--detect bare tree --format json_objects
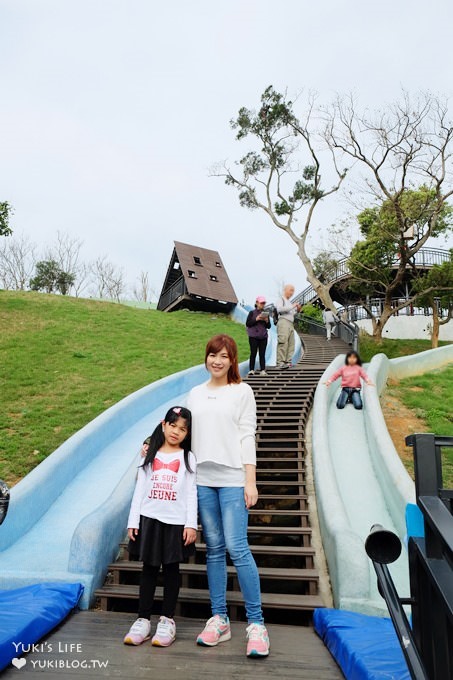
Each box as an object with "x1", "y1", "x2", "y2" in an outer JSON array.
[
  {"x1": 212, "y1": 86, "x2": 347, "y2": 311},
  {"x1": 44, "y1": 232, "x2": 88, "y2": 297},
  {"x1": 0, "y1": 233, "x2": 36, "y2": 290},
  {"x1": 133, "y1": 271, "x2": 155, "y2": 303},
  {"x1": 90, "y1": 256, "x2": 125, "y2": 302},
  {"x1": 324, "y1": 91, "x2": 453, "y2": 338}
]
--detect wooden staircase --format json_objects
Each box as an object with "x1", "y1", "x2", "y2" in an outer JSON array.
[{"x1": 95, "y1": 334, "x2": 348, "y2": 624}]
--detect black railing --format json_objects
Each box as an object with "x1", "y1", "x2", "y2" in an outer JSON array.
[
  {"x1": 338, "y1": 298, "x2": 452, "y2": 322},
  {"x1": 365, "y1": 433, "x2": 453, "y2": 680},
  {"x1": 157, "y1": 276, "x2": 187, "y2": 311},
  {"x1": 405, "y1": 434, "x2": 453, "y2": 680},
  {"x1": 293, "y1": 248, "x2": 451, "y2": 307},
  {"x1": 294, "y1": 314, "x2": 359, "y2": 351}
]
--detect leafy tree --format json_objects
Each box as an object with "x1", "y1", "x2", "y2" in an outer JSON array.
[
  {"x1": 301, "y1": 302, "x2": 323, "y2": 322},
  {"x1": 346, "y1": 187, "x2": 453, "y2": 339},
  {"x1": 312, "y1": 251, "x2": 339, "y2": 281},
  {"x1": 413, "y1": 252, "x2": 453, "y2": 347},
  {"x1": 0, "y1": 201, "x2": 13, "y2": 237},
  {"x1": 30, "y1": 260, "x2": 75, "y2": 295},
  {"x1": 213, "y1": 86, "x2": 346, "y2": 311},
  {"x1": 325, "y1": 92, "x2": 453, "y2": 339}
]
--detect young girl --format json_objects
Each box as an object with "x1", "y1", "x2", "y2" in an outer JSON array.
[
  {"x1": 324, "y1": 351, "x2": 373, "y2": 409},
  {"x1": 187, "y1": 334, "x2": 270, "y2": 658},
  {"x1": 123, "y1": 406, "x2": 197, "y2": 648}
]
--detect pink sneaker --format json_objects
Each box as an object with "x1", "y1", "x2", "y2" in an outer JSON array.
[
  {"x1": 196, "y1": 615, "x2": 231, "y2": 646},
  {"x1": 246, "y1": 623, "x2": 270, "y2": 657},
  {"x1": 152, "y1": 616, "x2": 176, "y2": 647},
  {"x1": 123, "y1": 617, "x2": 151, "y2": 645}
]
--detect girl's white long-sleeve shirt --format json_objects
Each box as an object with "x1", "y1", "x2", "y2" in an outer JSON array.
[
  {"x1": 187, "y1": 382, "x2": 257, "y2": 486},
  {"x1": 127, "y1": 450, "x2": 197, "y2": 530}
]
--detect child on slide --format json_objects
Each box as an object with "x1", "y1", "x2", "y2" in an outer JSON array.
[
  {"x1": 124, "y1": 406, "x2": 197, "y2": 647},
  {"x1": 324, "y1": 351, "x2": 373, "y2": 410}
]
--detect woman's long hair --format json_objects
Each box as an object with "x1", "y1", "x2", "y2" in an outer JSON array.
[
  {"x1": 345, "y1": 351, "x2": 362, "y2": 366},
  {"x1": 141, "y1": 406, "x2": 193, "y2": 472},
  {"x1": 205, "y1": 334, "x2": 241, "y2": 384}
]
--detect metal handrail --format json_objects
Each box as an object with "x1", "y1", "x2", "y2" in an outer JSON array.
[
  {"x1": 337, "y1": 297, "x2": 452, "y2": 322},
  {"x1": 294, "y1": 314, "x2": 359, "y2": 351},
  {"x1": 293, "y1": 247, "x2": 451, "y2": 307}
]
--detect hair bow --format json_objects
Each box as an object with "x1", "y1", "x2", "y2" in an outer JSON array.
[{"x1": 172, "y1": 407, "x2": 182, "y2": 415}]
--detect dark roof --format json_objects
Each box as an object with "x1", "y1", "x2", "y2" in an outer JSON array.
[{"x1": 174, "y1": 241, "x2": 238, "y2": 304}]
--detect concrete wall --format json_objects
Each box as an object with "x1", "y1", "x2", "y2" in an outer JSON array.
[{"x1": 357, "y1": 315, "x2": 453, "y2": 340}]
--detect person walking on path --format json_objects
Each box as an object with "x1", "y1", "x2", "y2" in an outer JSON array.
[
  {"x1": 324, "y1": 351, "x2": 374, "y2": 409},
  {"x1": 276, "y1": 284, "x2": 300, "y2": 368},
  {"x1": 187, "y1": 334, "x2": 270, "y2": 658},
  {"x1": 246, "y1": 296, "x2": 271, "y2": 376},
  {"x1": 322, "y1": 308, "x2": 339, "y2": 341}
]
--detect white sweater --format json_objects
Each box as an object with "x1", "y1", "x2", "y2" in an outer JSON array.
[
  {"x1": 127, "y1": 450, "x2": 198, "y2": 530},
  {"x1": 187, "y1": 381, "x2": 257, "y2": 473}
]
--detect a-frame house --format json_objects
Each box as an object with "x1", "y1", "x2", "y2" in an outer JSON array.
[{"x1": 157, "y1": 241, "x2": 238, "y2": 313}]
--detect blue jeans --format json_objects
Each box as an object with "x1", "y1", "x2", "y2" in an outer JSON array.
[
  {"x1": 197, "y1": 485, "x2": 264, "y2": 624},
  {"x1": 336, "y1": 387, "x2": 363, "y2": 410}
]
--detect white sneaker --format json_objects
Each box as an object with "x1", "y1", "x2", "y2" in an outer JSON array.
[
  {"x1": 248, "y1": 370, "x2": 255, "y2": 376},
  {"x1": 123, "y1": 617, "x2": 151, "y2": 645},
  {"x1": 152, "y1": 616, "x2": 176, "y2": 647},
  {"x1": 260, "y1": 370, "x2": 268, "y2": 376}
]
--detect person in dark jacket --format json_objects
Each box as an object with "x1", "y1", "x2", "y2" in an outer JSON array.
[{"x1": 246, "y1": 296, "x2": 271, "y2": 376}]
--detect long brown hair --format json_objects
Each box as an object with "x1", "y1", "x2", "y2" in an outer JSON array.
[{"x1": 205, "y1": 334, "x2": 241, "y2": 384}]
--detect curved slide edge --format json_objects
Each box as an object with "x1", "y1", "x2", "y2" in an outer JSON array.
[
  {"x1": 312, "y1": 344, "x2": 452, "y2": 615},
  {"x1": 0, "y1": 304, "x2": 295, "y2": 608}
]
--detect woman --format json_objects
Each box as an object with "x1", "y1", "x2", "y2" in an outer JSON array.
[
  {"x1": 187, "y1": 334, "x2": 270, "y2": 658},
  {"x1": 246, "y1": 295, "x2": 271, "y2": 376}
]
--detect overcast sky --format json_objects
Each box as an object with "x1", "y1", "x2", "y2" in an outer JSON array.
[{"x1": 1, "y1": 0, "x2": 453, "y2": 304}]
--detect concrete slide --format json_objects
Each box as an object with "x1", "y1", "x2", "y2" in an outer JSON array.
[
  {"x1": 0, "y1": 308, "x2": 298, "y2": 609},
  {"x1": 312, "y1": 343, "x2": 453, "y2": 616}
]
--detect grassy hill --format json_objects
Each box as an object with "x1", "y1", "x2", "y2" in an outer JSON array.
[
  {"x1": 383, "y1": 365, "x2": 453, "y2": 487},
  {"x1": 0, "y1": 291, "x2": 248, "y2": 485}
]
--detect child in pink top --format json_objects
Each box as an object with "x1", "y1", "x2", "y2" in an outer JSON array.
[{"x1": 324, "y1": 351, "x2": 373, "y2": 410}]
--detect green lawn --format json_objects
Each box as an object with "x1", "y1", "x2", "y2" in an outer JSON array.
[
  {"x1": 388, "y1": 366, "x2": 453, "y2": 488},
  {"x1": 0, "y1": 291, "x2": 248, "y2": 485},
  {"x1": 359, "y1": 335, "x2": 450, "y2": 363}
]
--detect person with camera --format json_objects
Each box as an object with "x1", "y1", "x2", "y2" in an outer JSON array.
[{"x1": 246, "y1": 296, "x2": 271, "y2": 376}]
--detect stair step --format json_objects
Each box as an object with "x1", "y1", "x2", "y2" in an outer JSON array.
[
  {"x1": 247, "y1": 525, "x2": 311, "y2": 535},
  {"x1": 94, "y1": 584, "x2": 324, "y2": 611},
  {"x1": 249, "y1": 508, "x2": 309, "y2": 516},
  {"x1": 195, "y1": 542, "x2": 315, "y2": 556},
  {"x1": 108, "y1": 561, "x2": 319, "y2": 582}
]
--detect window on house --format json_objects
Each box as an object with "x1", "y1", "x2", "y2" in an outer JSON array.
[
  {"x1": 193, "y1": 256, "x2": 202, "y2": 266},
  {"x1": 188, "y1": 270, "x2": 197, "y2": 278},
  {"x1": 210, "y1": 274, "x2": 218, "y2": 282},
  {"x1": 215, "y1": 261, "x2": 222, "y2": 267}
]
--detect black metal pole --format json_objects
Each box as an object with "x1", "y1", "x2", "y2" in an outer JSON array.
[{"x1": 372, "y1": 561, "x2": 429, "y2": 680}]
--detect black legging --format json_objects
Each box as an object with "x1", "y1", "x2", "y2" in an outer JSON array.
[
  {"x1": 138, "y1": 562, "x2": 180, "y2": 619},
  {"x1": 249, "y1": 337, "x2": 267, "y2": 371}
]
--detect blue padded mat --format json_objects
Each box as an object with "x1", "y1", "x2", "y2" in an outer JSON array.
[
  {"x1": 314, "y1": 608, "x2": 410, "y2": 680},
  {"x1": 0, "y1": 582, "x2": 83, "y2": 671}
]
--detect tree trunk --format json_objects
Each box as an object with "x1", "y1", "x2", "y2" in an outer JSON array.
[
  {"x1": 296, "y1": 240, "x2": 336, "y2": 311},
  {"x1": 372, "y1": 301, "x2": 394, "y2": 342},
  {"x1": 431, "y1": 301, "x2": 439, "y2": 349}
]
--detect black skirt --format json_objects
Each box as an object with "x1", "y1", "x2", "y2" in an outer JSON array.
[{"x1": 128, "y1": 515, "x2": 196, "y2": 566}]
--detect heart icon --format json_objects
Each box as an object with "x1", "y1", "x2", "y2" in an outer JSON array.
[{"x1": 12, "y1": 657, "x2": 26, "y2": 669}]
